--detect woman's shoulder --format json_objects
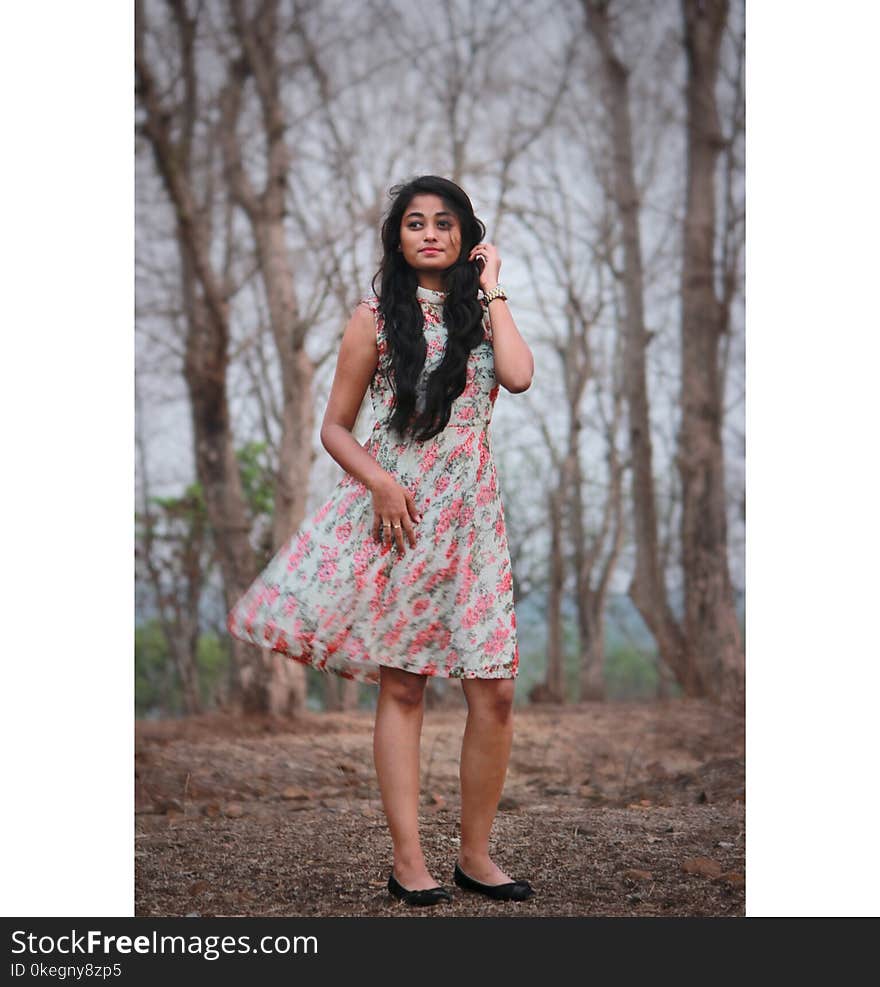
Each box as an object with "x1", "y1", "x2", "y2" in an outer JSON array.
[
  {"x1": 355, "y1": 293, "x2": 388, "y2": 361},
  {"x1": 358, "y1": 292, "x2": 380, "y2": 314}
]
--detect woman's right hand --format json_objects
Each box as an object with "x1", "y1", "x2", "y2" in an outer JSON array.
[{"x1": 370, "y1": 474, "x2": 421, "y2": 555}]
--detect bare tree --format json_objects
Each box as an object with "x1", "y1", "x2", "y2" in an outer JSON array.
[
  {"x1": 135, "y1": 0, "x2": 268, "y2": 711},
  {"x1": 677, "y1": 0, "x2": 744, "y2": 708},
  {"x1": 584, "y1": 0, "x2": 692, "y2": 692},
  {"x1": 584, "y1": 0, "x2": 743, "y2": 708},
  {"x1": 136, "y1": 385, "x2": 209, "y2": 713},
  {"x1": 217, "y1": 0, "x2": 320, "y2": 716}
]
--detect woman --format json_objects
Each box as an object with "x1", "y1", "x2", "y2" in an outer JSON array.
[{"x1": 227, "y1": 175, "x2": 535, "y2": 907}]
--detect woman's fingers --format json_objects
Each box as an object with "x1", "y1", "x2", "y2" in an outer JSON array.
[
  {"x1": 405, "y1": 492, "x2": 422, "y2": 525},
  {"x1": 374, "y1": 516, "x2": 391, "y2": 544},
  {"x1": 372, "y1": 488, "x2": 422, "y2": 554},
  {"x1": 373, "y1": 516, "x2": 418, "y2": 553}
]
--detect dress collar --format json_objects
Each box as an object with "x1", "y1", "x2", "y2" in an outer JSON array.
[{"x1": 416, "y1": 284, "x2": 447, "y2": 305}]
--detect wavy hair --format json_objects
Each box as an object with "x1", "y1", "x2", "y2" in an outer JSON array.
[{"x1": 370, "y1": 175, "x2": 486, "y2": 442}]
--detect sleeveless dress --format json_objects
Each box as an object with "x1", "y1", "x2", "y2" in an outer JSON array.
[{"x1": 225, "y1": 284, "x2": 519, "y2": 685}]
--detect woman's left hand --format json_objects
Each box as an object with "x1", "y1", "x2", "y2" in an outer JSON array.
[{"x1": 468, "y1": 242, "x2": 501, "y2": 292}]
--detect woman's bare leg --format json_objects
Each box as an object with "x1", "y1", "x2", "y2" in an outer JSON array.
[
  {"x1": 458, "y1": 677, "x2": 517, "y2": 884},
  {"x1": 373, "y1": 665, "x2": 438, "y2": 889}
]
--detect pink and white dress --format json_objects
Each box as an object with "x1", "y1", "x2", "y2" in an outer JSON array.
[{"x1": 226, "y1": 284, "x2": 519, "y2": 684}]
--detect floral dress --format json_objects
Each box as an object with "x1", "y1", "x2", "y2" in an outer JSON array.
[{"x1": 226, "y1": 284, "x2": 519, "y2": 684}]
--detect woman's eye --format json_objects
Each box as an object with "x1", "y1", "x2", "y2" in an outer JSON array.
[{"x1": 407, "y1": 221, "x2": 453, "y2": 229}]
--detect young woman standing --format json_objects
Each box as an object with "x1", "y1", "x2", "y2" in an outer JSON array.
[{"x1": 228, "y1": 175, "x2": 535, "y2": 906}]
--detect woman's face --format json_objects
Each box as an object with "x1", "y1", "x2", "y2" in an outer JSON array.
[{"x1": 398, "y1": 193, "x2": 462, "y2": 272}]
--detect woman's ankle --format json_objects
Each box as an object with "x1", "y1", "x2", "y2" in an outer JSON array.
[{"x1": 458, "y1": 847, "x2": 491, "y2": 869}]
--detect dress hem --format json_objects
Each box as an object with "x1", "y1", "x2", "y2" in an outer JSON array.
[{"x1": 265, "y1": 643, "x2": 518, "y2": 686}]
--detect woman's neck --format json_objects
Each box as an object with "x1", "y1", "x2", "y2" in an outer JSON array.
[{"x1": 417, "y1": 275, "x2": 446, "y2": 292}]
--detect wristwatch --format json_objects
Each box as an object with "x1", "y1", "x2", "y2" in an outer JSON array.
[{"x1": 482, "y1": 284, "x2": 507, "y2": 305}]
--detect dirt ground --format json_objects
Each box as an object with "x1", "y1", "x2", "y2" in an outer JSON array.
[{"x1": 135, "y1": 697, "x2": 744, "y2": 918}]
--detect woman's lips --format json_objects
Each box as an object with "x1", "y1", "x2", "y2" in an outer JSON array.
[{"x1": 419, "y1": 248, "x2": 441, "y2": 254}]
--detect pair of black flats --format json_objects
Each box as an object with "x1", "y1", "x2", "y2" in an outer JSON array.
[{"x1": 387, "y1": 864, "x2": 535, "y2": 906}]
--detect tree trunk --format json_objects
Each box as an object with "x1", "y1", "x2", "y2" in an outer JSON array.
[
  {"x1": 136, "y1": 0, "x2": 273, "y2": 713},
  {"x1": 577, "y1": 595, "x2": 606, "y2": 701},
  {"x1": 584, "y1": 0, "x2": 696, "y2": 694},
  {"x1": 220, "y1": 0, "x2": 323, "y2": 717},
  {"x1": 678, "y1": 0, "x2": 744, "y2": 711},
  {"x1": 544, "y1": 482, "x2": 567, "y2": 702}
]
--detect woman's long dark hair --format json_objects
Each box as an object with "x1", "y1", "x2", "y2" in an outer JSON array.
[{"x1": 370, "y1": 175, "x2": 486, "y2": 442}]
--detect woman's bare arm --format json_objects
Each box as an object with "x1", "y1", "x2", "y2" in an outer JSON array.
[
  {"x1": 319, "y1": 302, "x2": 391, "y2": 492},
  {"x1": 484, "y1": 296, "x2": 534, "y2": 393}
]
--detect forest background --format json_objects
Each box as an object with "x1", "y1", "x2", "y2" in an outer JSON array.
[{"x1": 135, "y1": 0, "x2": 746, "y2": 720}]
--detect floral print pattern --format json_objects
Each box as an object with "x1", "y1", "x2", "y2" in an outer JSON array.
[{"x1": 226, "y1": 284, "x2": 519, "y2": 684}]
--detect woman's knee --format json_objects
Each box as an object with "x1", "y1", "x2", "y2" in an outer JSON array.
[
  {"x1": 379, "y1": 665, "x2": 428, "y2": 708},
  {"x1": 462, "y1": 677, "x2": 516, "y2": 720}
]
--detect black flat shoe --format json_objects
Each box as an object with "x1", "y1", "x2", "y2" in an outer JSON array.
[
  {"x1": 453, "y1": 862, "x2": 536, "y2": 901},
  {"x1": 387, "y1": 871, "x2": 453, "y2": 907}
]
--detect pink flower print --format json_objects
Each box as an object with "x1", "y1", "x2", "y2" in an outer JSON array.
[
  {"x1": 477, "y1": 434, "x2": 489, "y2": 481},
  {"x1": 327, "y1": 623, "x2": 353, "y2": 656},
  {"x1": 422, "y1": 661, "x2": 438, "y2": 676},
  {"x1": 370, "y1": 569, "x2": 390, "y2": 611},
  {"x1": 382, "y1": 612, "x2": 408, "y2": 648},
  {"x1": 484, "y1": 623, "x2": 510, "y2": 655},
  {"x1": 498, "y1": 568, "x2": 513, "y2": 594},
  {"x1": 462, "y1": 592, "x2": 495, "y2": 629},
  {"x1": 336, "y1": 520, "x2": 353, "y2": 543},
  {"x1": 317, "y1": 559, "x2": 338, "y2": 582},
  {"x1": 287, "y1": 531, "x2": 312, "y2": 571},
  {"x1": 315, "y1": 499, "x2": 334, "y2": 523},
  {"x1": 455, "y1": 565, "x2": 477, "y2": 606},
  {"x1": 384, "y1": 582, "x2": 403, "y2": 609},
  {"x1": 404, "y1": 558, "x2": 428, "y2": 585},
  {"x1": 447, "y1": 431, "x2": 475, "y2": 466},
  {"x1": 338, "y1": 489, "x2": 363, "y2": 515},
  {"x1": 410, "y1": 621, "x2": 443, "y2": 651},
  {"x1": 316, "y1": 544, "x2": 339, "y2": 582},
  {"x1": 422, "y1": 307, "x2": 438, "y2": 325},
  {"x1": 489, "y1": 384, "x2": 499, "y2": 403},
  {"x1": 425, "y1": 555, "x2": 460, "y2": 592},
  {"x1": 435, "y1": 497, "x2": 465, "y2": 537},
  {"x1": 420, "y1": 443, "x2": 439, "y2": 472},
  {"x1": 352, "y1": 544, "x2": 377, "y2": 589},
  {"x1": 435, "y1": 473, "x2": 451, "y2": 495},
  {"x1": 413, "y1": 597, "x2": 431, "y2": 616}
]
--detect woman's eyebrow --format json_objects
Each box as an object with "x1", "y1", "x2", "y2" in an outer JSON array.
[{"x1": 404, "y1": 210, "x2": 454, "y2": 219}]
